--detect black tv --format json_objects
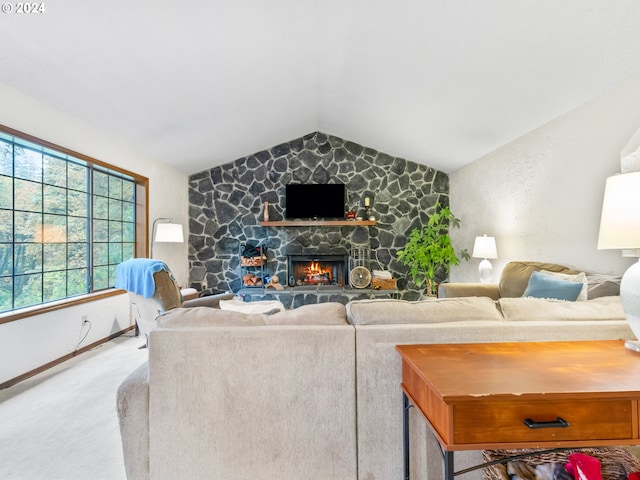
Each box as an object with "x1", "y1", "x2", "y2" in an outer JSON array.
[{"x1": 285, "y1": 183, "x2": 346, "y2": 219}]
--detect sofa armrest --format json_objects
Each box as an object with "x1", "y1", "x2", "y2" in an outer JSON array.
[
  {"x1": 116, "y1": 361, "x2": 150, "y2": 480},
  {"x1": 182, "y1": 291, "x2": 234, "y2": 308},
  {"x1": 437, "y1": 283, "x2": 500, "y2": 300}
]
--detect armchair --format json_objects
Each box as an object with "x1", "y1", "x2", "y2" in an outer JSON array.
[{"x1": 115, "y1": 258, "x2": 233, "y2": 339}]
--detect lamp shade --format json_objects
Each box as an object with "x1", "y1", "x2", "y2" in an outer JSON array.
[
  {"x1": 154, "y1": 223, "x2": 184, "y2": 243},
  {"x1": 597, "y1": 171, "x2": 640, "y2": 345},
  {"x1": 598, "y1": 171, "x2": 640, "y2": 249},
  {"x1": 472, "y1": 235, "x2": 498, "y2": 259}
]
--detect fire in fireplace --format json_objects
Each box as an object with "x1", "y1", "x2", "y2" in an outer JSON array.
[{"x1": 287, "y1": 255, "x2": 348, "y2": 287}]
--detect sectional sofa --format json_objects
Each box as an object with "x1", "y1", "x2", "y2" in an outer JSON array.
[{"x1": 117, "y1": 264, "x2": 631, "y2": 480}]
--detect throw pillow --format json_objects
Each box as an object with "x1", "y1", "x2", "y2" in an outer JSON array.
[
  {"x1": 585, "y1": 273, "x2": 621, "y2": 299},
  {"x1": 522, "y1": 271, "x2": 584, "y2": 301},
  {"x1": 540, "y1": 270, "x2": 588, "y2": 301}
]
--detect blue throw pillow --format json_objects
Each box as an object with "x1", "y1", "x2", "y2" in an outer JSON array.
[{"x1": 522, "y1": 271, "x2": 584, "y2": 301}]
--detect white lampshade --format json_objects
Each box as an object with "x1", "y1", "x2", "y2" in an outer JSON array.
[
  {"x1": 472, "y1": 235, "x2": 498, "y2": 259},
  {"x1": 598, "y1": 172, "x2": 640, "y2": 249},
  {"x1": 154, "y1": 223, "x2": 184, "y2": 243},
  {"x1": 150, "y1": 218, "x2": 184, "y2": 258},
  {"x1": 597, "y1": 171, "x2": 640, "y2": 345}
]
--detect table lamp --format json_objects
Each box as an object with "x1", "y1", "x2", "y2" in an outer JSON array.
[
  {"x1": 472, "y1": 234, "x2": 498, "y2": 283},
  {"x1": 597, "y1": 171, "x2": 640, "y2": 345}
]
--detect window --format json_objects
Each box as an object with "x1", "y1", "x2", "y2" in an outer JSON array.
[{"x1": 0, "y1": 126, "x2": 148, "y2": 314}]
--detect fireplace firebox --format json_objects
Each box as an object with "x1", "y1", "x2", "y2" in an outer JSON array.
[{"x1": 287, "y1": 255, "x2": 348, "y2": 287}]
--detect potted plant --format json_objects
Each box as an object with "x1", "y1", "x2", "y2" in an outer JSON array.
[{"x1": 396, "y1": 203, "x2": 469, "y2": 296}]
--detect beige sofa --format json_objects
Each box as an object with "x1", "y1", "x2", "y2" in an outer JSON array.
[
  {"x1": 117, "y1": 302, "x2": 356, "y2": 480},
  {"x1": 117, "y1": 265, "x2": 631, "y2": 480},
  {"x1": 438, "y1": 260, "x2": 621, "y2": 300},
  {"x1": 347, "y1": 295, "x2": 630, "y2": 480}
]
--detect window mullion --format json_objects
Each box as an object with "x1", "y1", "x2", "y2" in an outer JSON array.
[{"x1": 87, "y1": 165, "x2": 93, "y2": 293}]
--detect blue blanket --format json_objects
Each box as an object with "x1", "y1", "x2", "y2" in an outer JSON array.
[{"x1": 115, "y1": 258, "x2": 168, "y2": 298}]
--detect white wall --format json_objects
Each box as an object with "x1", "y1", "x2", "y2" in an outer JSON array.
[
  {"x1": 0, "y1": 294, "x2": 131, "y2": 383},
  {"x1": 449, "y1": 74, "x2": 640, "y2": 283},
  {"x1": 0, "y1": 82, "x2": 189, "y2": 385}
]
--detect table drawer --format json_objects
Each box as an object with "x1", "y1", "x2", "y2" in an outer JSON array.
[{"x1": 453, "y1": 399, "x2": 634, "y2": 445}]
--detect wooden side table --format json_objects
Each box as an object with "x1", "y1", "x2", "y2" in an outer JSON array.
[{"x1": 396, "y1": 340, "x2": 640, "y2": 480}]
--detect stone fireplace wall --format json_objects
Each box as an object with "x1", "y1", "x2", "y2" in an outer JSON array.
[{"x1": 188, "y1": 132, "x2": 450, "y2": 301}]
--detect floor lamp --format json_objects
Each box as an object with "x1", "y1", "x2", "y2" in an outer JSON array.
[{"x1": 150, "y1": 218, "x2": 184, "y2": 259}]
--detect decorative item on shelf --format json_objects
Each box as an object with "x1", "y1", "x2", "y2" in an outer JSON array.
[
  {"x1": 265, "y1": 274, "x2": 284, "y2": 290},
  {"x1": 150, "y1": 217, "x2": 184, "y2": 259},
  {"x1": 350, "y1": 246, "x2": 371, "y2": 289},
  {"x1": 597, "y1": 171, "x2": 640, "y2": 348},
  {"x1": 472, "y1": 234, "x2": 498, "y2": 283},
  {"x1": 350, "y1": 265, "x2": 372, "y2": 288},
  {"x1": 396, "y1": 203, "x2": 470, "y2": 296},
  {"x1": 263, "y1": 201, "x2": 269, "y2": 222},
  {"x1": 346, "y1": 210, "x2": 357, "y2": 220},
  {"x1": 364, "y1": 196, "x2": 370, "y2": 220},
  {"x1": 371, "y1": 270, "x2": 397, "y2": 290}
]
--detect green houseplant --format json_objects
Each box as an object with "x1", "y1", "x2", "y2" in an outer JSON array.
[{"x1": 396, "y1": 203, "x2": 469, "y2": 296}]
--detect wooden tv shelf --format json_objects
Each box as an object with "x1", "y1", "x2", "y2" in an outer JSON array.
[{"x1": 259, "y1": 220, "x2": 376, "y2": 227}]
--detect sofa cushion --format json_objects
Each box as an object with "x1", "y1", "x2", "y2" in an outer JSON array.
[
  {"x1": 586, "y1": 273, "x2": 622, "y2": 299},
  {"x1": 156, "y1": 302, "x2": 348, "y2": 328},
  {"x1": 499, "y1": 261, "x2": 579, "y2": 298},
  {"x1": 522, "y1": 271, "x2": 584, "y2": 301},
  {"x1": 346, "y1": 297, "x2": 504, "y2": 325},
  {"x1": 498, "y1": 296, "x2": 625, "y2": 322},
  {"x1": 541, "y1": 270, "x2": 588, "y2": 301}
]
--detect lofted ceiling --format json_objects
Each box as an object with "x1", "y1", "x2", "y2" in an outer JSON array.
[{"x1": 1, "y1": 0, "x2": 640, "y2": 175}]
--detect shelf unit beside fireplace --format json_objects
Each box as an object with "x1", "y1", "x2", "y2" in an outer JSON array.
[
  {"x1": 259, "y1": 220, "x2": 376, "y2": 227},
  {"x1": 240, "y1": 243, "x2": 269, "y2": 290}
]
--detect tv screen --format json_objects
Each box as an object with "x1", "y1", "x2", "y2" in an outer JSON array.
[{"x1": 285, "y1": 183, "x2": 345, "y2": 219}]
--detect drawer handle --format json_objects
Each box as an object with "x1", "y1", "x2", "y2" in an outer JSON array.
[{"x1": 523, "y1": 417, "x2": 569, "y2": 429}]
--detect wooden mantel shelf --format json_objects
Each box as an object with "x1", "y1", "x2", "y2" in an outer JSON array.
[{"x1": 259, "y1": 220, "x2": 376, "y2": 227}]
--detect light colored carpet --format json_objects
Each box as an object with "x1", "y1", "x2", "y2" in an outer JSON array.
[{"x1": 0, "y1": 333, "x2": 148, "y2": 480}]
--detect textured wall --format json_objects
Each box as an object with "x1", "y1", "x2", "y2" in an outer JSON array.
[
  {"x1": 449, "y1": 75, "x2": 640, "y2": 283},
  {"x1": 188, "y1": 132, "x2": 450, "y2": 302}
]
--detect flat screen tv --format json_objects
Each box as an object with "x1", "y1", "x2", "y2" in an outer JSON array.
[{"x1": 285, "y1": 183, "x2": 345, "y2": 219}]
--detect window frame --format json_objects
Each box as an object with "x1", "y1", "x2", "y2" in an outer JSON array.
[{"x1": 0, "y1": 124, "x2": 149, "y2": 323}]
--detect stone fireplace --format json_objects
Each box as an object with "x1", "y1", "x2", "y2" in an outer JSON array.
[
  {"x1": 287, "y1": 254, "x2": 348, "y2": 287},
  {"x1": 188, "y1": 132, "x2": 451, "y2": 304}
]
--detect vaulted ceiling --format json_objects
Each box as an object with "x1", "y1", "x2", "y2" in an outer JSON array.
[{"x1": 1, "y1": 1, "x2": 640, "y2": 175}]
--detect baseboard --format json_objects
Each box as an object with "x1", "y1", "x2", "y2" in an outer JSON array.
[{"x1": 0, "y1": 326, "x2": 136, "y2": 390}]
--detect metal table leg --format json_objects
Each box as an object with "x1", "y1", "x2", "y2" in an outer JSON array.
[
  {"x1": 443, "y1": 450, "x2": 455, "y2": 480},
  {"x1": 403, "y1": 392, "x2": 411, "y2": 480},
  {"x1": 404, "y1": 391, "x2": 456, "y2": 480}
]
